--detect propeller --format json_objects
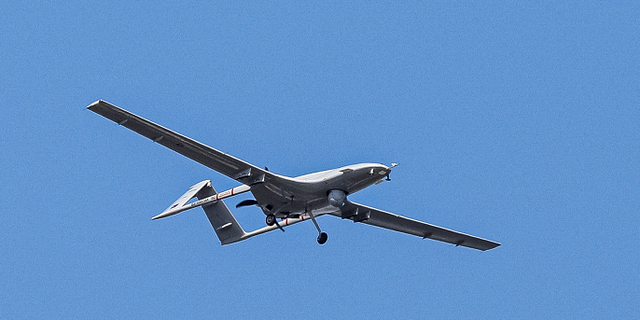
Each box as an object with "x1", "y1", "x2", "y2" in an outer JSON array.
[
  {"x1": 274, "y1": 220, "x2": 285, "y2": 232},
  {"x1": 236, "y1": 199, "x2": 258, "y2": 208}
]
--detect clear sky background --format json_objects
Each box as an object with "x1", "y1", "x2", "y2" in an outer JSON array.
[{"x1": 1, "y1": 2, "x2": 638, "y2": 319}]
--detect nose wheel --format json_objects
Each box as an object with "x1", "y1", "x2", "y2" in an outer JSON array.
[
  {"x1": 317, "y1": 232, "x2": 328, "y2": 244},
  {"x1": 307, "y1": 209, "x2": 328, "y2": 245}
]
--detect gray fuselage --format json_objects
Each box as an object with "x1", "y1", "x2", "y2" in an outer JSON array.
[{"x1": 249, "y1": 163, "x2": 391, "y2": 218}]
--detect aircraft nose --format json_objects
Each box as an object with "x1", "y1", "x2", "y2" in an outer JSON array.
[
  {"x1": 382, "y1": 163, "x2": 396, "y2": 171},
  {"x1": 373, "y1": 164, "x2": 391, "y2": 176},
  {"x1": 379, "y1": 163, "x2": 397, "y2": 179}
]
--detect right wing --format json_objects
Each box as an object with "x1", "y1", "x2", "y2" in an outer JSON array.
[
  {"x1": 87, "y1": 100, "x2": 270, "y2": 185},
  {"x1": 332, "y1": 202, "x2": 501, "y2": 251}
]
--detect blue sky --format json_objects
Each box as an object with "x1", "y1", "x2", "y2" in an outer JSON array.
[{"x1": 1, "y1": 2, "x2": 638, "y2": 319}]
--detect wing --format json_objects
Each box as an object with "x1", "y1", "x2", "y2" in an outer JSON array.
[
  {"x1": 87, "y1": 100, "x2": 269, "y2": 185},
  {"x1": 332, "y1": 202, "x2": 500, "y2": 251}
]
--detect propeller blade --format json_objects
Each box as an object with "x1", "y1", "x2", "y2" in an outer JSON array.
[
  {"x1": 274, "y1": 220, "x2": 285, "y2": 232},
  {"x1": 236, "y1": 199, "x2": 259, "y2": 208}
]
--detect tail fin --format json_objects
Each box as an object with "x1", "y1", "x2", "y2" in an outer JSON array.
[{"x1": 195, "y1": 183, "x2": 247, "y2": 245}]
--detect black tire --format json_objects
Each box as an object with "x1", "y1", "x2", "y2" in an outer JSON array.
[
  {"x1": 266, "y1": 214, "x2": 276, "y2": 226},
  {"x1": 317, "y1": 232, "x2": 328, "y2": 245}
]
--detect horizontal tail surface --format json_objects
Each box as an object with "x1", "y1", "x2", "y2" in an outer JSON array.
[{"x1": 153, "y1": 180, "x2": 211, "y2": 220}]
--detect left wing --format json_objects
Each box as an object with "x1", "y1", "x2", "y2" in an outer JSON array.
[
  {"x1": 331, "y1": 202, "x2": 501, "y2": 251},
  {"x1": 88, "y1": 100, "x2": 269, "y2": 185}
]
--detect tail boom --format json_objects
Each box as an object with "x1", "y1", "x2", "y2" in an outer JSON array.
[{"x1": 152, "y1": 183, "x2": 251, "y2": 220}]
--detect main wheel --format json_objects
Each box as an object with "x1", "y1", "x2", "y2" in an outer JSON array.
[
  {"x1": 317, "y1": 232, "x2": 328, "y2": 245},
  {"x1": 266, "y1": 214, "x2": 276, "y2": 226}
]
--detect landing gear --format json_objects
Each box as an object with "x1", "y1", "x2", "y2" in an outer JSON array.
[
  {"x1": 317, "y1": 232, "x2": 328, "y2": 245},
  {"x1": 266, "y1": 214, "x2": 276, "y2": 226},
  {"x1": 307, "y1": 209, "x2": 328, "y2": 245},
  {"x1": 266, "y1": 208, "x2": 328, "y2": 244},
  {"x1": 266, "y1": 214, "x2": 285, "y2": 232}
]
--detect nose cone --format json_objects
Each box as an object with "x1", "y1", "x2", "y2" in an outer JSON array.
[
  {"x1": 373, "y1": 163, "x2": 391, "y2": 177},
  {"x1": 375, "y1": 163, "x2": 397, "y2": 180},
  {"x1": 353, "y1": 163, "x2": 394, "y2": 178}
]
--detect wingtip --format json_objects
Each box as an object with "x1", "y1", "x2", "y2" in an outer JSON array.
[
  {"x1": 484, "y1": 242, "x2": 501, "y2": 251},
  {"x1": 151, "y1": 212, "x2": 168, "y2": 220},
  {"x1": 87, "y1": 100, "x2": 104, "y2": 110},
  {"x1": 87, "y1": 99, "x2": 117, "y2": 110}
]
